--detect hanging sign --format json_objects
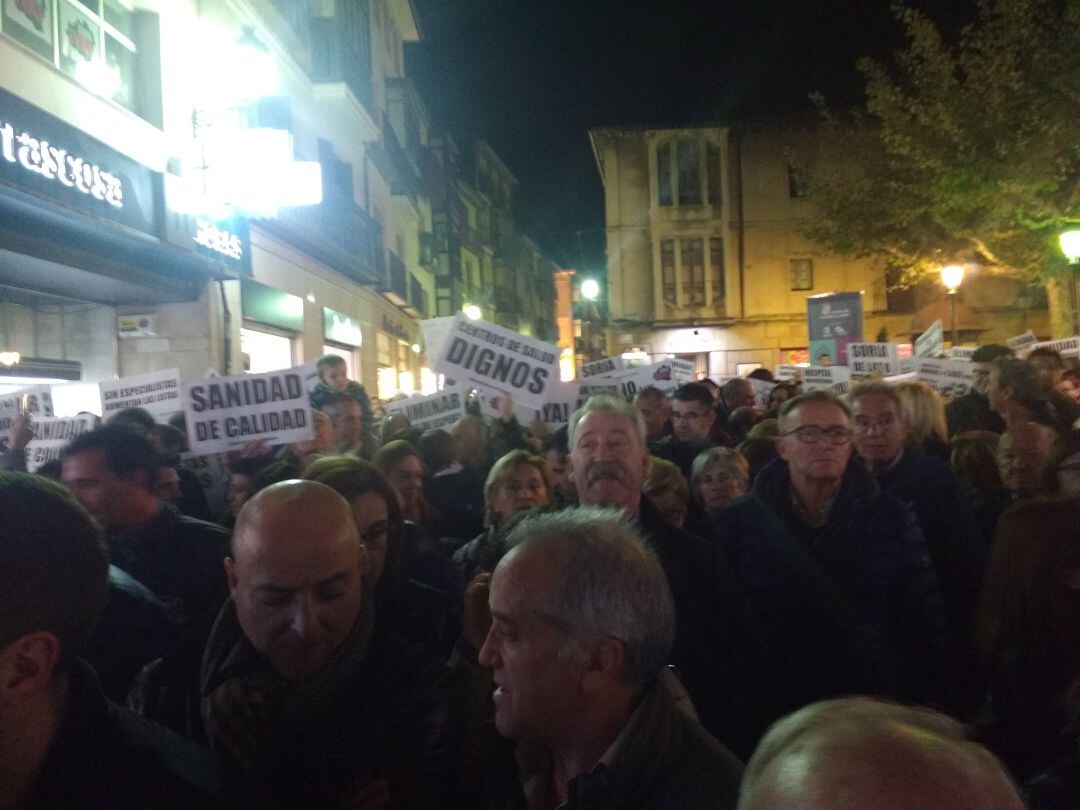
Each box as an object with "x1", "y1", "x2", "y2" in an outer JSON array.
[{"x1": 183, "y1": 366, "x2": 314, "y2": 456}]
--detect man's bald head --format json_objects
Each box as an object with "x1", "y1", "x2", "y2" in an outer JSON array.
[
  {"x1": 738, "y1": 698, "x2": 1023, "y2": 810},
  {"x1": 227, "y1": 480, "x2": 364, "y2": 680}
]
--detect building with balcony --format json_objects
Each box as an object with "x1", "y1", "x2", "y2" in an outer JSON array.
[
  {"x1": 589, "y1": 121, "x2": 1049, "y2": 376},
  {"x1": 0, "y1": 0, "x2": 445, "y2": 407}
]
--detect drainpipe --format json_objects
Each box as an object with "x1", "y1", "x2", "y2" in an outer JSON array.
[
  {"x1": 733, "y1": 128, "x2": 746, "y2": 320},
  {"x1": 218, "y1": 280, "x2": 232, "y2": 375}
]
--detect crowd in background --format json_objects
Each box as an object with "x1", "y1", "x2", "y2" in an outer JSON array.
[{"x1": 2, "y1": 345, "x2": 1079, "y2": 808}]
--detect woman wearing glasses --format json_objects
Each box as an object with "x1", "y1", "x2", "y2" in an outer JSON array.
[{"x1": 303, "y1": 455, "x2": 458, "y2": 657}]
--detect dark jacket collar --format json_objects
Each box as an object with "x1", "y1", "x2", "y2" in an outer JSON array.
[{"x1": 752, "y1": 456, "x2": 881, "y2": 523}]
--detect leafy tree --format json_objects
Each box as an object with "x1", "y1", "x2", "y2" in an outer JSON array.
[{"x1": 802, "y1": 0, "x2": 1080, "y2": 335}]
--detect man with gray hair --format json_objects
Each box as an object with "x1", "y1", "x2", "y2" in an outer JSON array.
[
  {"x1": 480, "y1": 506, "x2": 743, "y2": 808},
  {"x1": 738, "y1": 697, "x2": 1024, "y2": 810},
  {"x1": 713, "y1": 390, "x2": 949, "y2": 708},
  {"x1": 565, "y1": 394, "x2": 777, "y2": 758}
]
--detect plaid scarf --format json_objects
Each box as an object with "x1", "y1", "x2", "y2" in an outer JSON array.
[{"x1": 198, "y1": 592, "x2": 375, "y2": 777}]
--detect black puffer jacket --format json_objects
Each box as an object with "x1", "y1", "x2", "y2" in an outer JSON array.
[{"x1": 715, "y1": 457, "x2": 949, "y2": 706}]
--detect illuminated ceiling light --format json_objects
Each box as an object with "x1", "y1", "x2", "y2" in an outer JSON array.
[
  {"x1": 0, "y1": 351, "x2": 20, "y2": 367},
  {"x1": 306, "y1": 293, "x2": 316, "y2": 303},
  {"x1": 411, "y1": 343, "x2": 421, "y2": 354}
]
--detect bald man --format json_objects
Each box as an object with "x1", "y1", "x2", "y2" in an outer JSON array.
[
  {"x1": 998, "y1": 422, "x2": 1057, "y2": 498},
  {"x1": 738, "y1": 698, "x2": 1024, "y2": 810},
  {"x1": 137, "y1": 481, "x2": 466, "y2": 807}
]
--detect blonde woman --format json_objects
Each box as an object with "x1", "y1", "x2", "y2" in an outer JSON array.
[{"x1": 895, "y1": 381, "x2": 950, "y2": 462}]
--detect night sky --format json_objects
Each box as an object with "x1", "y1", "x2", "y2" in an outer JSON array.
[{"x1": 407, "y1": 0, "x2": 971, "y2": 272}]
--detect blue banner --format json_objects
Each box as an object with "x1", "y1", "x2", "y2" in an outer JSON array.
[{"x1": 807, "y1": 292, "x2": 863, "y2": 367}]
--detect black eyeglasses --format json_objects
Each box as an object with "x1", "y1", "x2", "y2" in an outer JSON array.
[{"x1": 780, "y1": 425, "x2": 854, "y2": 445}]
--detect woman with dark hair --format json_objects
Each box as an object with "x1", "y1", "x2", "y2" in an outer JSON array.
[
  {"x1": 973, "y1": 498, "x2": 1080, "y2": 782},
  {"x1": 303, "y1": 455, "x2": 458, "y2": 656},
  {"x1": 371, "y1": 440, "x2": 462, "y2": 599}
]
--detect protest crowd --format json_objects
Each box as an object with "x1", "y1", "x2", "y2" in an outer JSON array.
[{"x1": 6, "y1": 326, "x2": 1080, "y2": 809}]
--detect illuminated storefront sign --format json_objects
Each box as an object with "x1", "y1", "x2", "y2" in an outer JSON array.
[
  {"x1": 0, "y1": 88, "x2": 160, "y2": 235},
  {"x1": 194, "y1": 217, "x2": 244, "y2": 261},
  {"x1": 0, "y1": 121, "x2": 123, "y2": 207}
]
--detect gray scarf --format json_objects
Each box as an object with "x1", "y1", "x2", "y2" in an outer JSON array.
[{"x1": 199, "y1": 592, "x2": 375, "y2": 775}]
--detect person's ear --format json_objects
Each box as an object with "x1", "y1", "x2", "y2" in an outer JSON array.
[
  {"x1": 0, "y1": 632, "x2": 61, "y2": 699},
  {"x1": 580, "y1": 636, "x2": 627, "y2": 693}
]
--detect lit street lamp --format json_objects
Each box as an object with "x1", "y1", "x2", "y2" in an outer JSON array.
[
  {"x1": 940, "y1": 264, "x2": 965, "y2": 347},
  {"x1": 463, "y1": 303, "x2": 482, "y2": 320},
  {"x1": 580, "y1": 278, "x2": 600, "y2": 301}
]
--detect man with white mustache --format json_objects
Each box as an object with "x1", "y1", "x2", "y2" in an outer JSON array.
[{"x1": 564, "y1": 395, "x2": 779, "y2": 760}]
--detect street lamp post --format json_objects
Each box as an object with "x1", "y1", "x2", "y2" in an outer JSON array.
[
  {"x1": 1060, "y1": 230, "x2": 1080, "y2": 336},
  {"x1": 940, "y1": 264, "x2": 966, "y2": 347}
]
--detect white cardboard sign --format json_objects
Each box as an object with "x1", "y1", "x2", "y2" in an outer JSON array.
[
  {"x1": 749, "y1": 377, "x2": 777, "y2": 407},
  {"x1": 775, "y1": 364, "x2": 802, "y2": 382},
  {"x1": 24, "y1": 414, "x2": 96, "y2": 473},
  {"x1": 915, "y1": 319, "x2": 944, "y2": 358},
  {"x1": 1030, "y1": 336, "x2": 1080, "y2": 360},
  {"x1": 579, "y1": 358, "x2": 694, "y2": 399},
  {"x1": 1007, "y1": 331, "x2": 1038, "y2": 356},
  {"x1": 100, "y1": 367, "x2": 182, "y2": 421},
  {"x1": 0, "y1": 385, "x2": 54, "y2": 447},
  {"x1": 183, "y1": 366, "x2": 314, "y2": 456},
  {"x1": 386, "y1": 385, "x2": 469, "y2": 431},
  {"x1": 847, "y1": 343, "x2": 901, "y2": 377},
  {"x1": 802, "y1": 366, "x2": 852, "y2": 395},
  {"x1": 950, "y1": 346, "x2": 976, "y2": 361},
  {"x1": 916, "y1": 358, "x2": 976, "y2": 398},
  {"x1": 580, "y1": 355, "x2": 626, "y2": 378},
  {"x1": 434, "y1": 315, "x2": 559, "y2": 411},
  {"x1": 420, "y1": 316, "x2": 455, "y2": 363}
]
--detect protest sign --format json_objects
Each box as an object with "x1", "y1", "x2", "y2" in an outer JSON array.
[
  {"x1": 915, "y1": 319, "x2": 944, "y2": 358},
  {"x1": 24, "y1": 414, "x2": 96, "y2": 473},
  {"x1": 532, "y1": 381, "x2": 581, "y2": 426},
  {"x1": 950, "y1": 346, "x2": 977, "y2": 361},
  {"x1": 386, "y1": 385, "x2": 469, "y2": 431},
  {"x1": 1007, "y1": 331, "x2": 1038, "y2": 356},
  {"x1": 421, "y1": 316, "x2": 456, "y2": 366},
  {"x1": 0, "y1": 385, "x2": 54, "y2": 450},
  {"x1": 882, "y1": 372, "x2": 918, "y2": 385},
  {"x1": 1030, "y1": 336, "x2": 1080, "y2": 360},
  {"x1": 847, "y1": 343, "x2": 901, "y2": 377},
  {"x1": 435, "y1": 315, "x2": 560, "y2": 411},
  {"x1": 579, "y1": 358, "x2": 694, "y2": 399},
  {"x1": 916, "y1": 358, "x2": 976, "y2": 398},
  {"x1": 100, "y1": 368, "x2": 181, "y2": 421},
  {"x1": 749, "y1": 377, "x2": 777, "y2": 407},
  {"x1": 580, "y1": 355, "x2": 626, "y2": 378},
  {"x1": 774, "y1": 364, "x2": 802, "y2": 382},
  {"x1": 807, "y1": 292, "x2": 863, "y2": 367},
  {"x1": 181, "y1": 451, "x2": 229, "y2": 517},
  {"x1": 183, "y1": 366, "x2": 314, "y2": 456},
  {"x1": 802, "y1": 366, "x2": 852, "y2": 395}
]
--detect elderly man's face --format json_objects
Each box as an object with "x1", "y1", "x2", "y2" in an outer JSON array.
[
  {"x1": 227, "y1": 497, "x2": 363, "y2": 680},
  {"x1": 479, "y1": 548, "x2": 586, "y2": 743},
  {"x1": 998, "y1": 426, "x2": 1054, "y2": 495},
  {"x1": 727, "y1": 380, "x2": 757, "y2": 410},
  {"x1": 62, "y1": 449, "x2": 144, "y2": 533},
  {"x1": 568, "y1": 410, "x2": 649, "y2": 516},
  {"x1": 852, "y1": 394, "x2": 907, "y2": 467},
  {"x1": 776, "y1": 401, "x2": 854, "y2": 484}
]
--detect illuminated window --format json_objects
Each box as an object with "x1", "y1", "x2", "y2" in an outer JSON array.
[{"x1": 2, "y1": 0, "x2": 142, "y2": 116}]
